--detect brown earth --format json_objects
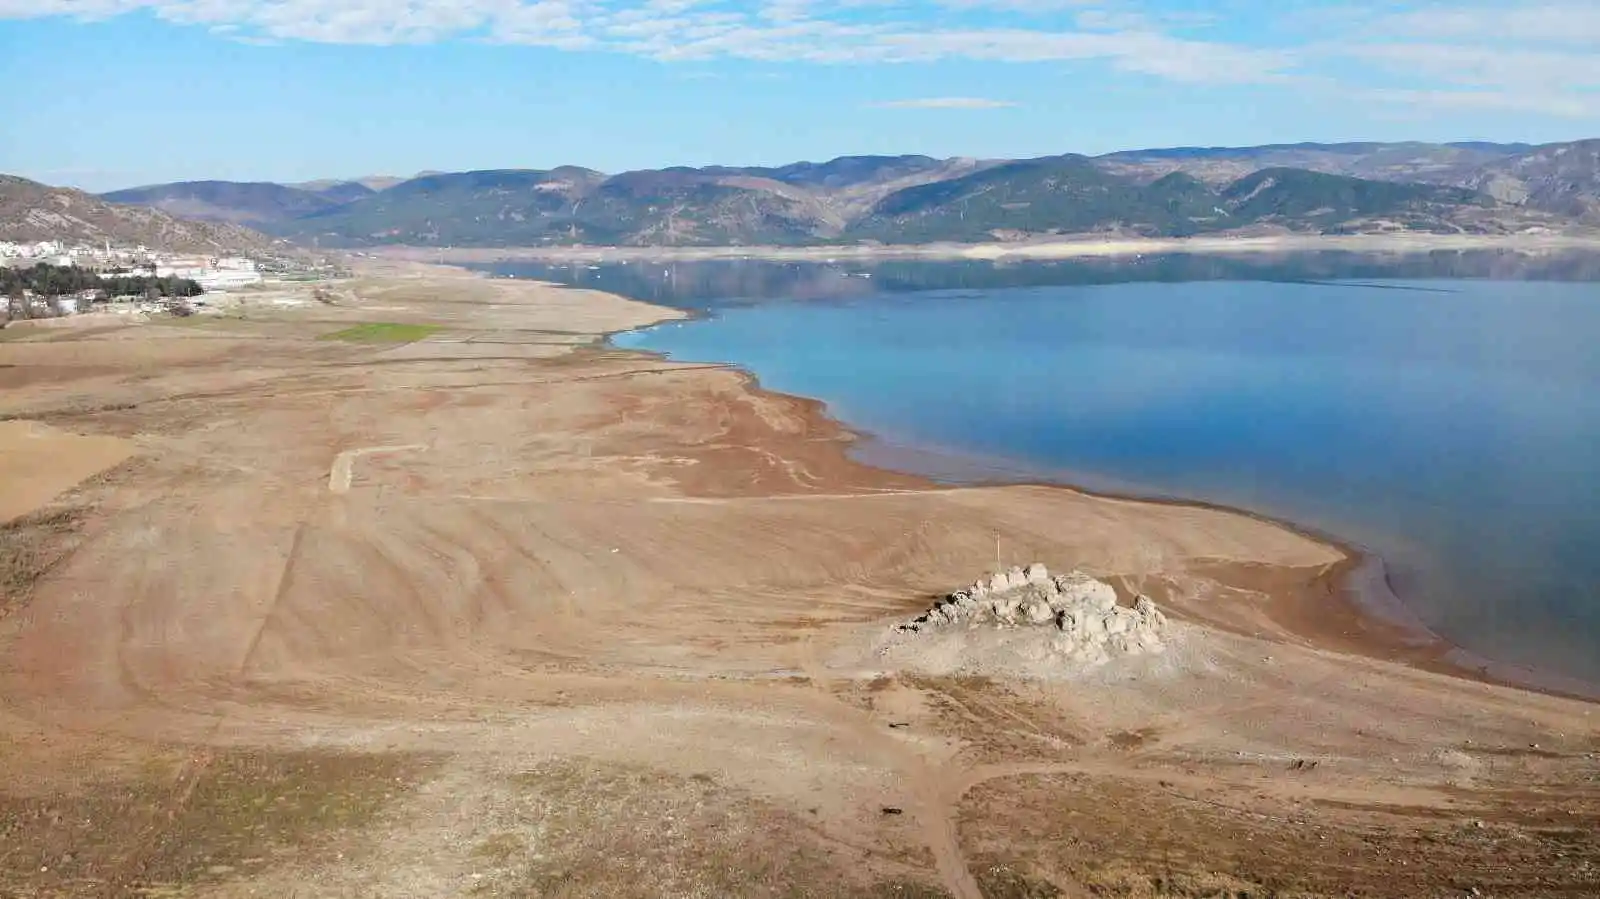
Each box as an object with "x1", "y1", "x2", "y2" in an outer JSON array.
[
  {"x1": 0, "y1": 420, "x2": 134, "y2": 524},
  {"x1": 0, "y1": 261, "x2": 1594, "y2": 898}
]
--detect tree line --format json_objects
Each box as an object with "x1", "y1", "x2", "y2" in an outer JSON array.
[{"x1": 1, "y1": 262, "x2": 204, "y2": 300}]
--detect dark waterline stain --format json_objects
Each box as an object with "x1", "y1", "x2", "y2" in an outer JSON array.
[
  {"x1": 479, "y1": 253, "x2": 1600, "y2": 688},
  {"x1": 1282, "y1": 279, "x2": 1464, "y2": 293}
]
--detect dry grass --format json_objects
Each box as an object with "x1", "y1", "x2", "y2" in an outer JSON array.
[
  {"x1": 957, "y1": 771, "x2": 1600, "y2": 898},
  {"x1": 901, "y1": 675, "x2": 1086, "y2": 760},
  {"x1": 970, "y1": 862, "x2": 1063, "y2": 899},
  {"x1": 0, "y1": 748, "x2": 435, "y2": 897},
  {"x1": 460, "y1": 760, "x2": 949, "y2": 899},
  {"x1": 0, "y1": 506, "x2": 86, "y2": 614}
]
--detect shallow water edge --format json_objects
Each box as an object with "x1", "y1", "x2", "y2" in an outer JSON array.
[{"x1": 605, "y1": 322, "x2": 1600, "y2": 702}]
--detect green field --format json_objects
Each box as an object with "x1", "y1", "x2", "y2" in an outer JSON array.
[{"x1": 318, "y1": 322, "x2": 443, "y2": 343}]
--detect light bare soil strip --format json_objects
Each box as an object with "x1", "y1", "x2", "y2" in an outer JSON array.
[
  {"x1": 328, "y1": 445, "x2": 428, "y2": 494},
  {"x1": 0, "y1": 260, "x2": 1595, "y2": 898},
  {"x1": 379, "y1": 231, "x2": 1600, "y2": 265}
]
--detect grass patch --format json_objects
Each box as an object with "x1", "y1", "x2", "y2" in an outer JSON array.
[
  {"x1": 0, "y1": 748, "x2": 435, "y2": 896},
  {"x1": 0, "y1": 506, "x2": 87, "y2": 612},
  {"x1": 473, "y1": 832, "x2": 525, "y2": 864},
  {"x1": 492, "y1": 760, "x2": 946, "y2": 898},
  {"x1": 973, "y1": 862, "x2": 1063, "y2": 898},
  {"x1": 318, "y1": 322, "x2": 442, "y2": 343},
  {"x1": 0, "y1": 324, "x2": 44, "y2": 342}
]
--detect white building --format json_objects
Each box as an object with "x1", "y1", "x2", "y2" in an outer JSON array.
[
  {"x1": 155, "y1": 256, "x2": 262, "y2": 290},
  {"x1": 196, "y1": 268, "x2": 263, "y2": 290},
  {"x1": 154, "y1": 256, "x2": 209, "y2": 279}
]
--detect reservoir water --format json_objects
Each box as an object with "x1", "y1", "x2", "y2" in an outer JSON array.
[{"x1": 489, "y1": 253, "x2": 1600, "y2": 686}]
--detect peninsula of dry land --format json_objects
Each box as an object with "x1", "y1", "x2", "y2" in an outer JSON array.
[{"x1": 0, "y1": 262, "x2": 1596, "y2": 898}]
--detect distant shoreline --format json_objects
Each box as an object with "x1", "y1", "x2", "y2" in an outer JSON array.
[{"x1": 367, "y1": 232, "x2": 1600, "y2": 265}]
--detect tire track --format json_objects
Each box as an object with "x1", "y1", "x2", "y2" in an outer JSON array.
[
  {"x1": 327, "y1": 444, "x2": 426, "y2": 494},
  {"x1": 235, "y1": 522, "x2": 308, "y2": 676}
]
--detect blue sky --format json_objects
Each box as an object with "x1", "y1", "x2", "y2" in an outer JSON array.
[{"x1": 2, "y1": 1, "x2": 1596, "y2": 191}]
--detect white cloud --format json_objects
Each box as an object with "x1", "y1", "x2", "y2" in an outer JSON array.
[
  {"x1": 1379, "y1": 3, "x2": 1600, "y2": 46},
  {"x1": 871, "y1": 96, "x2": 1019, "y2": 107},
  {"x1": 1347, "y1": 42, "x2": 1600, "y2": 92},
  {"x1": 0, "y1": 0, "x2": 1294, "y2": 83},
  {"x1": 0, "y1": 0, "x2": 144, "y2": 17},
  {"x1": 936, "y1": 0, "x2": 1094, "y2": 11},
  {"x1": 1366, "y1": 88, "x2": 1599, "y2": 119},
  {"x1": 3, "y1": 0, "x2": 1598, "y2": 118},
  {"x1": 1315, "y1": 2, "x2": 1600, "y2": 119}
]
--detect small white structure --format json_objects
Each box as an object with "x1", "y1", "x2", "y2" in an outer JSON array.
[
  {"x1": 156, "y1": 256, "x2": 263, "y2": 290},
  {"x1": 196, "y1": 267, "x2": 262, "y2": 290}
]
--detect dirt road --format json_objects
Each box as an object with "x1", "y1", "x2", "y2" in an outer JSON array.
[{"x1": 0, "y1": 263, "x2": 1594, "y2": 898}]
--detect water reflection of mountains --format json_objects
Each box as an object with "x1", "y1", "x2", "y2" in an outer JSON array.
[{"x1": 494, "y1": 250, "x2": 1600, "y2": 308}]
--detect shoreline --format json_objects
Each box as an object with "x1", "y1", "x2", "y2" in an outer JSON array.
[
  {"x1": 370, "y1": 231, "x2": 1600, "y2": 265},
  {"x1": 598, "y1": 290, "x2": 1600, "y2": 703}
]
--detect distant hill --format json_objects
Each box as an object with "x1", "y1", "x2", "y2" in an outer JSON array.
[
  {"x1": 285, "y1": 166, "x2": 854, "y2": 246},
  {"x1": 847, "y1": 155, "x2": 1205, "y2": 242},
  {"x1": 289, "y1": 168, "x2": 607, "y2": 245},
  {"x1": 1, "y1": 175, "x2": 278, "y2": 254},
  {"x1": 1453, "y1": 139, "x2": 1600, "y2": 219},
  {"x1": 100, "y1": 181, "x2": 339, "y2": 225},
  {"x1": 847, "y1": 162, "x2": 1499, "y2": 241},
  {"x1": 1217, "y1": 168, "x2": 1491, "y2": 231},
  {"x1": 292, "y1": 175, "x2": 417, "y2": 193},
  {"x1": 575, "y1": 168, "x2": 841, "y2": 244},
  {"x1": 304, "y1": 181, "x2": 377, "y2": 204},
  {"x1": 1094, "y1": 141, "x2": 1530, "y2": 186},
  {"x1": 736, "y1": 155, "x2": 998, "y2": 219},
  {"x1": 89, "y1": 139, "x2": 1597, "y2": 247}
]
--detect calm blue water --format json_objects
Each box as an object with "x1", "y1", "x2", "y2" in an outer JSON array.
[{"x1": 492, "y1": 256, "x2": 1600, "y2": 685}]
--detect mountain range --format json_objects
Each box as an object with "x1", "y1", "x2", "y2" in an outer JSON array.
[{"x1": 5, "y1": 140, "x2": 1598, "y2": 252}]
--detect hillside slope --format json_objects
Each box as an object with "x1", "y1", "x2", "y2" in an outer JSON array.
[
  {"x1": 1457, "y1": 139, "x2": 1600, "y2": 219},
  {"x1": 740, "y1": 154, "x2": 998, "y2": 219},
  {"x1": 573, "y1": 169, "x2": 843, "y2": 244},
  {"x1": 287, "y1": 168, "x2": 606, "y2": 245},
  {"x1": 2, "y1": 175, "x2": 279, "y2": 254},
  {"x1": 848, "y1": 162, "x2": 1503, "y2": 240},
  {"x1": 100, "y1": 181, "x2": 339, "y2": 225},
  {"x1": 846, "y1": 155, "x2": 1209, "y2": 241},
  {"x1": 304, "y1": 181, "x2": 377, "y2": 204},
  {"x1": 1218, "y1": 168, "x2": 1491, "y2": 231},
  {"x1": 1092, "y1": 141, "x2": 1530, "y2": 185},
  {"x1": 283, "y1": 167, "x2": 850, "y2": 247}
]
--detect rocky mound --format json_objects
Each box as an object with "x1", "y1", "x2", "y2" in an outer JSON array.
[{"x1": 894, "y1": 564, "x2": 1169, "y2": 667}]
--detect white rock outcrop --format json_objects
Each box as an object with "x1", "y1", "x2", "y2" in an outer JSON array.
[{"x1": 894, "y1": 563, "x2": 1170, "y2": 666}]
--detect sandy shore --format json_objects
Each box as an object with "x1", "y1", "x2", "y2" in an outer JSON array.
[
  {"x1": 1, "y1": 261, "x2": 1595, "y2": 898},
  {"x1": 370, "y1": 230, "x2": 1600, "y2": 266}
]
